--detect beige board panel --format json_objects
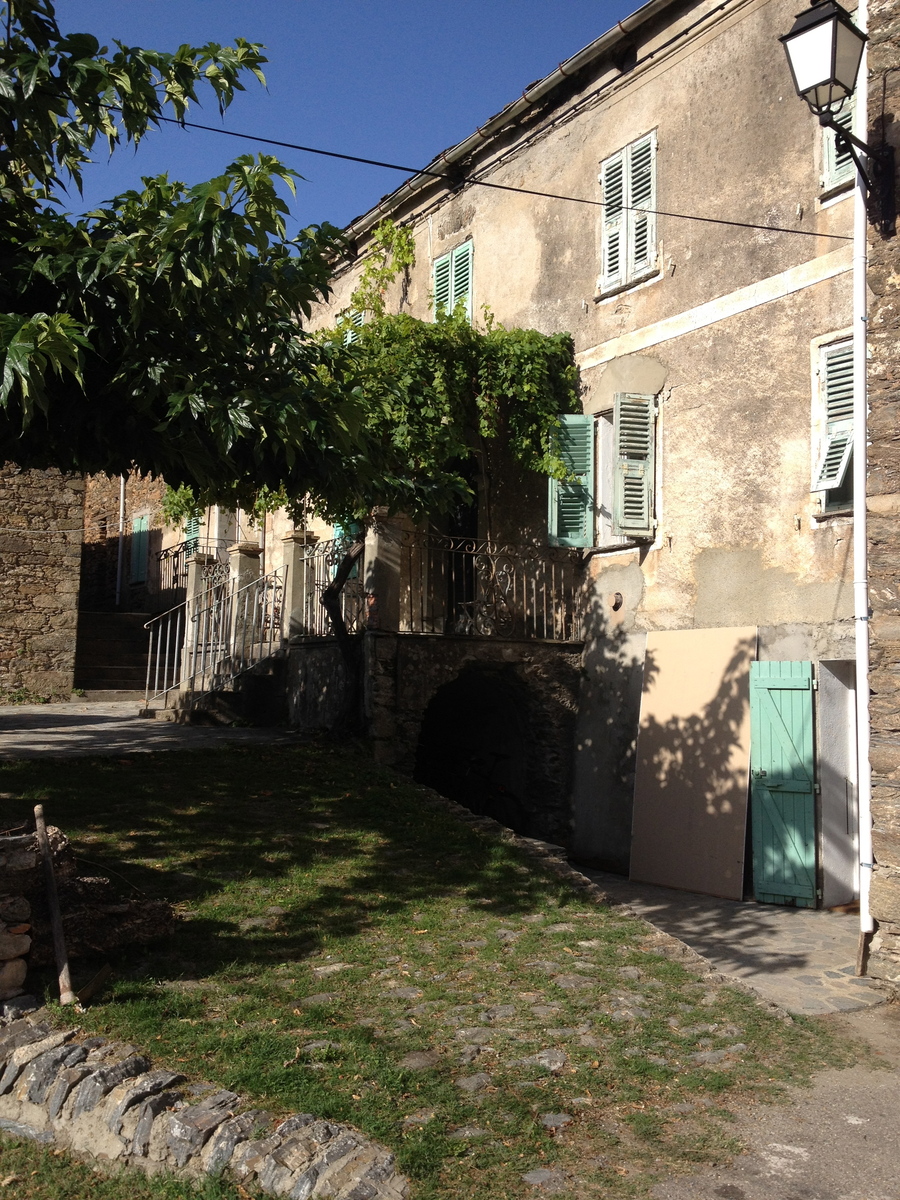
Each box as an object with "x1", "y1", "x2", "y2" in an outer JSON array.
[{"x1": 630, "y1": 627, "x2": 757, "y2": 900}]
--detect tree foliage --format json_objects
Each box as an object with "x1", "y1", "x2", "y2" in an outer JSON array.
[{"x1": 1, "y1": 1, "x2": 579, "y2": 527}]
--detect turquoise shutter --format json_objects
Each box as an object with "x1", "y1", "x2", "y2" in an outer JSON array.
[
  {"x1": 451, "y1": 242, "x2": 473, "y2": 322},
  {"x1": 749, "y1": 661, "x2": 817, "y2": 907},
  {"x1": 813, "y1": 341, "x2": 854, "y2": 491},
  {"x1": 599, "y1": 149, "x2": 626, "y2": 291},
  {"x1": 628, "y1": 134, "x2": 656, "y2": 277},
  {"x1": 433, "y1": 253, "x2": 452, "y2": 317},
  {"x1": 130, "y1": 516, "x2": 149, "y2": 583},
  {"x1": 613, "y1": 393, "x2": 656, "y2": 538},
  {"x1": 548, "y1": 415, "x2": 594, "y2": 548},
  {"x1": 824, "y1": 104, "x2": 855, "y2": 189}
]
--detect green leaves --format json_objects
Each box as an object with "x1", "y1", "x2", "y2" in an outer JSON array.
[{"x1": 0, "y1": 311, "x2": 87, "y2": 418}]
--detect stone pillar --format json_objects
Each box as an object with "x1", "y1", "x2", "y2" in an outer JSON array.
[
  {"x1": 180, "y1": 553, "x2": 216, "y2": 686},
  {"x1": 864, "y1": 0, "x2": 900, "y2": 989},
  {"x1": 364, "y1": 510, "x2": 407, "y2": 634},
  {"x1": 228, "y1": 541, "x2": 263, "y2": 588},
  {"x1": 282, "y1": 531, "x2": 320, "y2": 639}
]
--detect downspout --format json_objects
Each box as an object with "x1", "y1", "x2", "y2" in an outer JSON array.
[
  {"x1": 114, "y1": 474, "x2": 126, "y2": 609},
  {"x1": 852, "y1": 0, "x2": 874, "y2": 963}
]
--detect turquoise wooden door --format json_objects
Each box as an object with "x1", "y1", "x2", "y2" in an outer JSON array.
[{"x1": 749, "y1": 661, "x2": 817, "y2": 907}]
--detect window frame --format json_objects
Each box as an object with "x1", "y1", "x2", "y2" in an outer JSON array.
[
  {"x1": 548, "y1": 394, "x2": 658, "y2": 550},
  {"x1": 821, "y1": 98, "x2": 856, "y2": 198},
  {"x1": 597, "y1": 131, "x2": 659, "y2": 297},
  {"x1": 433, "y1": 241, "x2": 474, "y2": 322}
]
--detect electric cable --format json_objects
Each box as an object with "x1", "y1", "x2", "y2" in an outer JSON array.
[{"x1": 146, "y1": 112, "x2": 852, "y2": 243}]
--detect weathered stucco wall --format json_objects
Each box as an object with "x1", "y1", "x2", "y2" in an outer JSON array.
[
  {"x1": 864, "y1": 0, "x2": 900, "y2": 987},
  {"x1": 308, "y1": 0, "x2": 865, "y2": 879},
  {"x1": 0, "y1": 465, "x2": 83, "y2": 699}
]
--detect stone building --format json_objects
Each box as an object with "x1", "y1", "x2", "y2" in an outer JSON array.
[
  {"x1": 0, "y1": 466, "x2": 84, "y2": 701},
  {"x1": 289, "y1": 0, "x2": 869, "y2": 913},
  {"x1": 864, "y1": 0, "x2": 900, "y2": 986}
]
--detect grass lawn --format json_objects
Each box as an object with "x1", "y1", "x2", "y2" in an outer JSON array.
[{"x1": 0, "y1": 741, "x2": 857, "y2": 1200}]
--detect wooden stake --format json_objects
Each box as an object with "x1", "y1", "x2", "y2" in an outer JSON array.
[{"x1": 33, "y1": 804, "x2": 77, "y2": 1006}]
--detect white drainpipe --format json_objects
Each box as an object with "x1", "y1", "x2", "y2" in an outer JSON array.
[{"x1": 852, "y1": 0, "x2": 873, "y2": 947}]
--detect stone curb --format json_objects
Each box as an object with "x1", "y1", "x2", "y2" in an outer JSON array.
[
  {"x1": 0, "y1": 1017, "x2": 409, "y2": 1199},
  {"x1": 417, "y1": 787, "x2": 796, "y2": 1023}
]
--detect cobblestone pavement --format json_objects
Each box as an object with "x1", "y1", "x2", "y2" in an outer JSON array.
[
  {"x1": 579, "y1": 867, "x2": 882, "y2": 1016},
  {"x1": 0, "y1": 701, "x2": 297, "y2": 758}
]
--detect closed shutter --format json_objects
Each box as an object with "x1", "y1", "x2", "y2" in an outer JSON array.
[
  {"x1": 184, "y1": 515, "x2": 200, "y2": 551},
  {"x1": 433, "y1": 253, "x2": 453, "y2": 317},
  {"x1": 451, "y1": 241, "x2": 473, "y2": 322},
  {"x1": 548, "y1": 414, "x2": 594, "y2": 548},
  {"x1": 130, "y1": 516, "x2": 149, "y2": 584},
  {"x1": 628, "y1": 133, "x2": 656, "y2": 278},
  {"x1": 613, "y1": 393, "x2": 656, "y2": 538},
  {"x1": 600, "y1": 149, "x2": 626, "y2": 292},
  {"x1": 813, "y1": 341, "x2": 853, "y2": 491}
]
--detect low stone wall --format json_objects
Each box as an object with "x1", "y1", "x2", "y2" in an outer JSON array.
[
  {"x1": 0, "y1": 464, "x2": 83, "y2": 699},
  {"x1": 0, "y1": 1018, "x2": 408, "y2": 1199},
  {"x1": 287, "y1": 638, "x2": 356, "y2": 730}
]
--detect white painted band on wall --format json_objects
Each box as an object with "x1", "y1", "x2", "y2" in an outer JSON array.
[{"x1": 577, "y1": 246, "x2": 853, "y2": 370}]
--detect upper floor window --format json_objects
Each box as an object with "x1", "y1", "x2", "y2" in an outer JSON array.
[
  {"x1": 548, "y1": 395, "x2": 658, "y2": 549},
  {"x1": 812, "y1": 339, "x2": 853, "y2": 512},
  {"x1": 433, "y1": 241, "x2": 473, "y2": 322},
  {"x1": 341, "y1": 309, "x2": 365, "y2": 345},
  {"x1": 598, "y1": 132, "x2": 658, "y2": 295},
  {"x1": 822, "y1": 101, "x2": 855, "y2": 195}
]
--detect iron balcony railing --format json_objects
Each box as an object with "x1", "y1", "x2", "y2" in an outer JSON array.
[
  {"x1": 156, "y1": 538, "x2": 228, "y2": 594},
  {"x1": 397, "y1": 531, "x2": 584, "y2": 642},
  {"x1": 289, "y1": 535, "x2": 368, "y2": 638},
  {"x1": 144, "y1": 565, "x2": 285, "y2": 704}
]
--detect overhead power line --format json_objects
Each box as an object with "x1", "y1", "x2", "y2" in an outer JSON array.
[{"x1": 150, "y1": 113, "x2": 852, "y2": 244}]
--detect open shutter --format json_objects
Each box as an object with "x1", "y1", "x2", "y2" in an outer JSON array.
[
  {"x1": 813, "y1": 341, "x2": 854, "y2": 491},
  {"x1": 343, "y1": 309, "x2": 365, "y2": 345},
  {"x1": 548, "y1": 415, "x2": 594, "y2": 548},
  {"x1": 628, "y1": 133, "x2": 656, "y2": 278},
  {"x1": 824, "y1": 103, "x2": 855, "y2": 190},
  {"x1": 184, "y1": 515, "x2": 200, "y2": 552},
  {"x1": 433, "y1": 252, "x2": 452, "y2": 317},
  {"x1": 599, "y1": 149, "x2": 626, "y2": 292},
  {"x1": 451, "y1": 242, "x2": 473, "y2": 322},
  {"x1": 130, "y1": 516, "x2": 149, "y2": 584},
  {"x1": 613, "y1": 393, "x2": 656, "y2": 538}
]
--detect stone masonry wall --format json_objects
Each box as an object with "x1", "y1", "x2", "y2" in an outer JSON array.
[
  {"x1": 864, "y1": 0, "x2": 900, "y2": 987},
  {"x1": 81, "y1": 472, "x2": 167, "y2": 612},
  {"x1": 364, "y1": 633, "x2": 583, "y2": 847},
  {"x1": 0, "y1": 465, "x2": 83, "y2": 699}
]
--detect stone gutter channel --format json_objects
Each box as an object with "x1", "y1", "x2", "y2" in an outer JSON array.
[{"x1": 0, "y1": 790, "x2": 794, "y2": 1197}]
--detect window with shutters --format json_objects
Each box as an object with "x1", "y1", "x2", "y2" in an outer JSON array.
[
  {"x1": 433, "y1": 241, "x2": 473, "y2": 322},
  {"x1": 822, "y1": 100, "x2": 855, "y2": 195},
  {"x1": 548, "y1": 394, "x2": 658, "y2": 549},
  {"x1": 812, "y1": 339, "x2": 854, "y2": 512},
  {"x1": 341, "y1": 309, "x2": 365, "y2": 345},
  {"x1": 598, "y1": 132, "x2": 658, "y2": 296},
  {"x1": 130, "y1": 515, "x2": 149, "y2": 584}
]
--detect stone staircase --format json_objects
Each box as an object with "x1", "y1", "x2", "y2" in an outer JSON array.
[{"x1": 73, "y1": 611, "x2": 152, "y2": 699}]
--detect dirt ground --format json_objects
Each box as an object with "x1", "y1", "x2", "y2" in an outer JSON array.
[{"x1": 651, "y1": 1001, "x2": 900, "y2": 1200}]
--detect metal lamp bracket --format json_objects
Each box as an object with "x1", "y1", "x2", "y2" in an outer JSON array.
[{"x1": 819, "y1": 112, "x2": 897, "y2": 236}]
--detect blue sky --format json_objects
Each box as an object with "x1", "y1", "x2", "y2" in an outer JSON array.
[{"x1": 59, "y1": 1, "x2": 637, "y2": 230}]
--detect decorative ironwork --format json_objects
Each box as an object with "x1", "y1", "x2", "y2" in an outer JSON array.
[
  {"x1": 397, "y1": 531, "x2": 584, "y2": 642},
  {"x1": 156, "y1": 539, "x2": 228, "y2": 593},
  {"x1": 290, "y1": 535, "x2": 368, "y2": 638}
]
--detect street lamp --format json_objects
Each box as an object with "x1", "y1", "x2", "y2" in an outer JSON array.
[{"x1": 781, "y1": 0, "x2": 894, "y2": 233}]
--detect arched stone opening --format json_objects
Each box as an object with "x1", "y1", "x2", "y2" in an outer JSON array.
[{"x1": 414, "y1": 664, "x2": 532, "y2": 835}]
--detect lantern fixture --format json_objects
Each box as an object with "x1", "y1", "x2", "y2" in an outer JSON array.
[{"x1": 780, "y1": 0, "x2": 895, "y2": 235}]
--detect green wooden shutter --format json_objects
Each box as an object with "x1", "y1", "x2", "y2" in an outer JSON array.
[
  {"x1": 613, "y1": 393, "x2": 656, "y2": 538},
  {"x1": 451, "y1": 242, "x2": 473, "y2": 322},
  {"x1": 813, "y1": 341, "x2": 854, "y2": 491},
  {"x1": 433, "y1": 252, "x2": 452, "y2": 317},
  {"x1": 824, "y1": 103, "x2": 855, "y2": 189},
  {"x1": 548, "y1": 415, "x2": 594, "y2": 548},
  {"x1": 628, "y1": 133, "x2": 656, "y2": 277},
  {"x1": 599, "y1": 149, "x2": 626, "y2": 291},
  {"x1": 130, "y1": 515, "x2": 149, "y2": 584},
  {"x1": 750, "y1": 660, "x2": 817, "y2": 907}
]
